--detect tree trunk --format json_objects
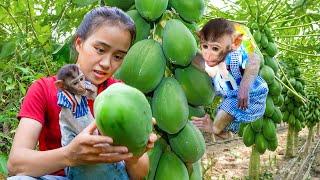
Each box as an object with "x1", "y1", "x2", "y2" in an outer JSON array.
[
  {"x1": 293, "y1": 130, "x2": 299, "y2": 151},
  {"x1": 249, "y1": 145, "x2": 260, "y2": 180},
  {"x1": 317, "y1": 123, "x2": 319, "y2": 136},
  {"x1": 303, "y1": 126, "x2": 314, "y2": 156},
  {"x1": 285, "y1": 124, "x2": 295, "y2": 158}
]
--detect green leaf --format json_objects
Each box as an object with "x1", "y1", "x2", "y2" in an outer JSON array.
[
  {"x1": 72, "y1": 0, "x2": 99, "y2": 6},
  {"x1": 0, "y1": 41, "x2": 16, "y2": 58},
  {"x1": 0, "y1": 153, "x2": 8, "y2": 176},
  {"x1": 5, "y1": 83, "x2": 16, "y2": 91}
]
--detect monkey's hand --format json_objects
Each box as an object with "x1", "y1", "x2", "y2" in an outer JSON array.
[
  {"x1": 85, "y1": 82, "x2": 97, "y2": 99},
  {"x1": 237, "y1": 83, "x2": 249, "y2": 110}
]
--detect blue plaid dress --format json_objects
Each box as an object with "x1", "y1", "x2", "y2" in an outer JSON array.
[{"x1": 212, "y1": 45, "x2": 268, "y2": 133}]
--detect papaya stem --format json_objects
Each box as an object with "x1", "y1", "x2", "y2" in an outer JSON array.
[
  {"x1": 249, "y1": 145, "x2": 260, "y2": 180},
  {"x1": 285, "y1": 124, "x2": 295, "y2": 158},
  {"x1": 275, "y1": 34, "x2": 320, "y2": 38},
  {"x1": 303, "y1": 126, "x2": 314, "y2": 156},
  {"x1": 274, "y1": 76, "x2": 307, "y2": 104},
  {"x1": 317, "y1": 123, "x2": 320, "y2": 136},
  {"x1": 262, "y1": 0, "x2": 280, "y2": 26},
  {"x1": 272, "y1": 21, "x2": 319, "y2": 30},
  {"x1": 278, "y1": 46, "x2": 320, "y2": 58},
  {"x1": 269, "y1": 14, "x2": 307, "y2": 24}
]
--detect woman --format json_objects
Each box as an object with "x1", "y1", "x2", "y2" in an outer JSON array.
[{"x1": 7, "y1": 6, "x2": 156, "y2": 180}]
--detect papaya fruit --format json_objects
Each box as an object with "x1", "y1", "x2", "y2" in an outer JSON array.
[
  {"x1": 135, "y1": 0, "x2": 168, "y2": 21},
  {"x1": 169, "y1": 0, "x2": 205, "y2": 22},
  {"x1": 264, "y1": 56, "x2": 279, "y2": 73},
  {"x1": 262, "y1": 118, "x2": 276, "y2": 141},
  {"x1": 255, "y1": 133, "x2": 268, "y2": 154},
  {"x1": 266, "y1": 42, "x2": 278, "y2": 57},
  {"x1": 146, "y1": 138, "x2": 168, "y2": 180},
  {"x1": 243, "y1": 125, "x2": 255, "y2": 147},
  {"x1": 269, "y1": 80, "x2": 282, "y2": 96},
  {"x1": 253, "y1": 31, "x2": 262, "y2": 43},
  {"x1": 163, "y1": 19, "x2": 197, "y2": 66},
  {"x1": 175, "y1": 64, "x2": 215, "y2": 106},
  {"x1": 168, "y1": 122, "x2": 205, "y2": 163},
  {"x1": 251, "y1": 118, "x2": 263, "y2": 133},
  {"x1": 189, "y1": 161, "x2": 202, "y2": 180},
  {"x1": 265, "y1": 96, "x2": 275, "y2": 117},
  {"x1": 267, "y1": 137, "x2": 278, "y2": 151},
  {"x1": 261, "y1": 34, "x2": 269, "y2": 48},
  {"x1": 152, "y1": 77, "x2": 189, "y2": 134},
  {"x1": 94, "y1": 83, "x2": 152, "y2": 156},
  {"x1": 238, "y1": 123, "x2": 248, "y2": 137},
  {"x1": 188, "y1": 105, "x2": 206, "y2": 119},
  {"x1": 127, "y1": 10, "x2": 151, "y2": 43},
  {"x1": 271, "y1": 107, "x2": 282, "y2": 124},
  {"x1": 259, "y1": 65, "x2": 275, "y2": 85},
  {"x1": 104, "y1": 0, "x2": 134, "y2": 11},
  {"x1": 117, "y1": 39, "x2": 166, "y2": 93},
  {"x1": 155, "y1": 151, "x2": 189, "y2": 180}
]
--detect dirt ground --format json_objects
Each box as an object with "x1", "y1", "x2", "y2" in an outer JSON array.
[{"x1": 200, "y1": 125, "x2": 320, "y2": 179}]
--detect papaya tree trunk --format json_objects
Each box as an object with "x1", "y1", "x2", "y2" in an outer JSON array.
[
  {"x1": 285, "y1": 124, "x2": 295, "y2": 158},
  {"x1": 303, "y1": 126, "x2": 314, "y2": 155},
  {"x1": 293, "y1": 130, "x2": 299, "y2": 151},
  {"x1": 249, "y1": 145, "x2": 260, "y2": 180},
  {"x1": 317, "y1": 123, "x2": 319, "y2": 136}
]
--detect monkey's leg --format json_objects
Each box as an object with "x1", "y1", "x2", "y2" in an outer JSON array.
[{"x1": 212, "y1": 110, "x2": 233, "y2": 135}]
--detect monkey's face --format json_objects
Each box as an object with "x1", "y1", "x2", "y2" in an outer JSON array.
[
  {"x1": 200, "y1": 34, "x2": 232, "y2": 67},
  {"x1": 75, "y1": 25, "x2": 132, "y2": 85},
  {"x1": 66, "y1": 73, "x2": 87, "y2": 95}
]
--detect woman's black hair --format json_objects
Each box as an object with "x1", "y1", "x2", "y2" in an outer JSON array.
[{"x1": 76, "y1": 6, "x2": 136, "y2": 42}]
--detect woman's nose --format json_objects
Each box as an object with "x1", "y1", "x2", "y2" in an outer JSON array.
[{"x1": 99, "y1": 55, "x2": 111, "y2": 71}]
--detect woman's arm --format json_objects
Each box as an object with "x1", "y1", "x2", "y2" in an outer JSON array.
[
  {"x1": 238, "y1": 53, "x2": 261, "y2": 109},
  {"x1": 8, "y1": 119, "x2": 132, "y2": 177}
]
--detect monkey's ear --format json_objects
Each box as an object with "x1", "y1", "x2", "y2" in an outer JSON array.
[
  {"x1": 231, "y1": 33, "x2": 243, "y2": 50},
  {"x1": 55, "y1": 80, "x2": 64, "y2": 89}
]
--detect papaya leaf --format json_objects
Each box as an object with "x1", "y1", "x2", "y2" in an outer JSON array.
[
  {"x1": 72, "y1": 0, "x2": 98, "y2": 7},
  {"x1": 0, "y1": 41, "x2": 16, "y2": 58},
  {"x1": 0, "y1": 153, "x2": 8, "y2": 176}
]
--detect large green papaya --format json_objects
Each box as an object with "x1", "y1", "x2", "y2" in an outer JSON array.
[
  {"x1": 264, "y1": 56, "x2": 279, "y2": 73},
  {"x1": 251, "y1": 118, "x2": 263, "y2": 133},
  {"x1": 269, "y1": 79, "x2": 282, "y2": 96},
  {"x1": 152, "y1": 77, "x2": 189, "y2": 134},
  {"x1": 104, "y1": 0, "x2": 134, "y2": 11},
  {"x1": 175, "y1": 64, "x2": 215, "y2": 106},
  {"x1": 146, "y1": 138, "x2": 168, "y2": 180},
  {"x1": 169, "y1": 0, "x2": 205, "y2": 22},
  {"x1": 118, "y1": 39, "x2": 166, "y2": 93},
  {"x1": 188, "y1": 105, "x2": 206, "y2": 119},
  {"x1": 262, "y1": 119, "x2": 276, "y2": 141},
  {"x1": 243, "y1": 125, "x2": 255, "y2": 147},
  {"x1": 261, "y1": 34, "x2": 269, "y2": 48},
  {"x1": 155, "y1": 151, "x2": 189, "y2": 180},
  {"x1": 135, "y1": 0, "x2": 168, "y2": 21},
  {"x1": 266, "y1": 42, "x2": 278, "y2": 57},
  {"x1": 94, "y1": 83, "x2": 152, "y2": 156},
  {"x1": 271, "y1": 107, "x2": 283, "y2": 124},
  {"x1": 255, "y1": 133, "x2": 268, "y2": 154},
  {"x1": 259, "y1": 65, "x2": 275, "y2": 85},
  {"x1": 168, "y1": 122, "x2": 205, "y2": 163},
  {"x1": 189, "y1": 161, "x2": 202, "y2": 180},
  {"x1": 265, "y1": 96, "x2": 275, "y2": 117},
  {"x1": 238, "y1": 123, "x2": 248, "y2": 137},
  {"x1": 163, "y1": 19, "x2": 197, "y2": 66},
  {"x1": 267, "y1": 137, "x2": 278, "y2": 151},
  {"x1": 127, "y1": 10, "x2": 150, "y2": 44}
]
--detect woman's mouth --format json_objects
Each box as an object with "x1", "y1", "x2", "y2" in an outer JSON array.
[{"x1": 93, "y1": 70, "x2": 107, "y2": 79}]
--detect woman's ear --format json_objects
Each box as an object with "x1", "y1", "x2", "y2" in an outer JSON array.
[
  {"x1": 231, "y1": 33, "x2": 243, "y2": 50},
  {"x1": 74, "y1": 36, "x2": 83, "y2": 53}
]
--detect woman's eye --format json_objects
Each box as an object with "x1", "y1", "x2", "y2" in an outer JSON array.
[
  {"x1": 114, "y1": 55, "x2": 124, "y2": 61},
  {"x1": 95, "y1": 47, "x2": 105, "y2": 54},
  {"x1": 202, "y1": 44, "x2": 208, "y2": 49}
]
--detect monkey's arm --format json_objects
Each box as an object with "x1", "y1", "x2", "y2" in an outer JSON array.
[
  {"x1": 238, "y1": 52, "x2": 261, "y2": 109},
  {"x1": 84, "y1": 82, "x2": 97, "y2": 100}
]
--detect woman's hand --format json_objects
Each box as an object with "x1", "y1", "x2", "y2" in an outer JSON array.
[
  {"x1": 191, "y1": 114, "x2": 213, "y2": 133},
  {"x1": 65, "y1": 121, "x2": 133, "y2": 166}
]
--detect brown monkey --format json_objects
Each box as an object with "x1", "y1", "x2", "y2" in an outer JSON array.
[
  {"x1": 192, "y1": 18, "x2": 268, "y2": 138},
  {"x1": 55, "y1": 64, "x2": 97, "y2": 146}
]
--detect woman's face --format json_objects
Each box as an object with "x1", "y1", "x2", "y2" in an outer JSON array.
[{"x1": 75, "y1": 24, "x2": 132, "y2": 86}]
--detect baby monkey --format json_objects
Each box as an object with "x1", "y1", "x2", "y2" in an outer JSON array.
[{"x1": 55, "y1": 64, "x2": 97, "y2": 146}]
